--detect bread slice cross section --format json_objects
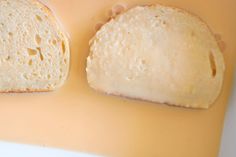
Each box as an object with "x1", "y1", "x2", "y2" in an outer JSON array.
[
  {"x1": 0, "y1": 0, "x2": 70, "y2": 92},
  {"x1": 86, "y1": 5, "x2": 225, "y2": 109}
]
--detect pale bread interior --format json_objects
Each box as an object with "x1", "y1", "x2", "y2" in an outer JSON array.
[
  {"x1": 0, "y1": 0, "x2": 70, "y2": 92},
  {"x1": 86, "y1": 5, "x2": 225, "y2": 109}
]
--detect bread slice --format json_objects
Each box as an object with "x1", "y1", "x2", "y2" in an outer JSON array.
[
  {"x1": 86, "y1": 5, "x2": 225, "y2": 109},
  {"x1": 0, "y1": 0, "x2": 70, "y2": 92}
]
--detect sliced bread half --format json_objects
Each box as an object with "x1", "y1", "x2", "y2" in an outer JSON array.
[
  {"x1": 0, "y1": 0, "x2": 70, "y2": 92},
  {"x1": 86, "y1": 5, "x2": 225, "y2": 109}
]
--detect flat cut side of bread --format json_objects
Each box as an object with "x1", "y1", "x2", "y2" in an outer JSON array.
[
  {"x1": 0, "y1": 0, "x2": 70, "y2": 92},
  {"x1": 86, "y1": 5, "x2": 225, "y2": 109}
]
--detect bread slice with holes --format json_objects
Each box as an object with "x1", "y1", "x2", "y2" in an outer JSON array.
[
  {"x1": 0, "y1": 0, "x2": 70, "y2": 92},
  {"x1": 86, "y1": 5, "x2": 225, "y2": 109}
]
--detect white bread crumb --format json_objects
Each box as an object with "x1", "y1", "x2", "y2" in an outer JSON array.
[
  {"x1": 0, "y1": 0, "x2": 70, "y2": 92},
  {"x1": 86, "y1": 5, "x2": 225, "y2": 109}
]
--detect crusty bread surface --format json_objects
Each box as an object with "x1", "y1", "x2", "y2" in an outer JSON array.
[
  {"x1": 0, "y1": 0, "x2": 70, "y2": 92},
  {"x1": 86, "y1": 5, "x2": 225, "y2": 109}
]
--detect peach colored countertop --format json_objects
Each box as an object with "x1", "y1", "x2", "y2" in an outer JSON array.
[{"x1": 0, "y1": 0, "x2": 235, "y2": 156}]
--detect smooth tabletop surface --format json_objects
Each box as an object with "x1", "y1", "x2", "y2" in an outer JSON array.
[{"x1": 0, "y1": 0, "x2": 235, "y2": 157}]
